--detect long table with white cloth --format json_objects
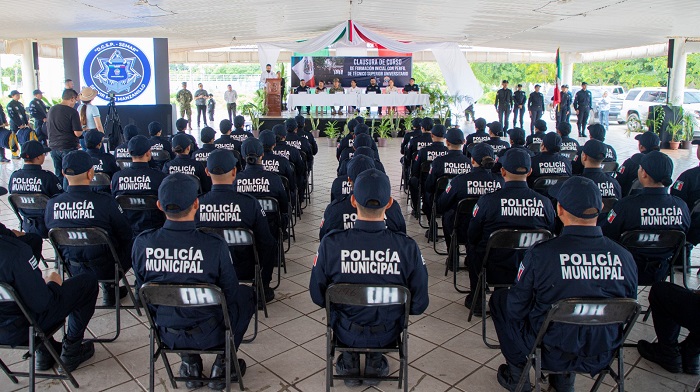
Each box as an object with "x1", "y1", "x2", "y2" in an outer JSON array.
[{"x1": 287, "y1": 93, "x2": 429, "y2": 108}]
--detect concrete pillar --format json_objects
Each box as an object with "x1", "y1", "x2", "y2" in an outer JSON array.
[
  {"x1": 19, "y1": 39, "x2": 37, "y2": 98},
  {"x1": 668, "y1": 38, "x2": 687, "y2": 106},
  {"x1": 560, "y1": 52, "x2": 575, "y2": 88}
]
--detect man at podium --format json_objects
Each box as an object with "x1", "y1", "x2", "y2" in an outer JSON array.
[{"x1": 260, "y1": 63, "x2": 276, "y2": 89}]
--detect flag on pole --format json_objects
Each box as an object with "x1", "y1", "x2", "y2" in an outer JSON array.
[
  {"x1": 291, "y1": 56, "x2": 315, "y2": 87},
  {"x1": 553, "y1": 48, "x2": 561, "y2": 109}
]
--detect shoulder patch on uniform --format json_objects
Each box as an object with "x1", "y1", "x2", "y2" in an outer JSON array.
[
  {"x1": 313, "y1": 252, "x2": 318, "y2": 267},
  {"x1": 619, "y1": 166, "x2": 625, "y2": 174},
  {"x1": 27, "y1": 256, "x2": 39, "y2": 270},
  {"x1": 445, "y1": 184, "x2": 452, "y2": 194},
  {"x1": 673, "y1": 181, "x2": 684, "y2": 191},
  {"x1": 517, "y1": 262, "x2": 525, "y2": 281},
  {"x1": 607, "y1": 210, "x2": 617, "y2": 223},
  {"x1": 472, "y1": 204, "x2": 479, "y2": 217}
]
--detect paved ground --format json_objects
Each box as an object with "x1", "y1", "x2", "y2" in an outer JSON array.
[{"x1": 0, "y1": 108, "x2": 699, "y2": 391}]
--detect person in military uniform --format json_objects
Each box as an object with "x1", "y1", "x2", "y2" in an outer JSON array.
[
  {"x1": 194, "y1": 83, "x2": 209, "y2": 128},
  {"x1": 490, "y1": 176, "x2": 638, "y2": 391},
  {"x1": 579, "y1": 140, "x2": 622, "y2": 200},
  {"x1": 495, "y1": 80, "x2": 514, "y2": 131},
  {"x1": 310, "y1": 168, "x2": 429, "y2": 387},
  {"x1": 8, "y1": 141, "x2": 63, "y2": 237},
  {"x1": 466, "y1": 118, "x2": 490, "y2": 146},
  {"x1": 525, "y1": 119, "x2": 547, "y2": 147},
  {"x1": 231, "y1": 116, "x2": 253, "y2": 143},
  {"x1": 113, "y1": 124, "x2": 140, "y2": 161},
  {"x1": 295, "y1": 79, "x2": 310, "y2": 115},
  {"x1": 484, "y1": 122, "x2": 510, "y2": 154},
  {"x1": 214, "y1": 119, "x2": 242, "y2": 153},
  {"x1": 467, "y1": 148, "x2": 556, "y2": 314},
  {"x1": 603, "y1": 151, "x2": 690, "y2": 285},
  {"x1": 148, "y1": 121, "x2": 174, "y2": 166},
  {"x1": 498, "y1": 127, "x2": 536, "y2": 158},
  {"x1": 409, "y1": 124, "x2": 448, "y2": 217},
  {"x1": 175, "y1": 82, "x2": 193, "y2": 130},
  {"x1": 164, "y1": 133, "x2": 210, "y2": 193},
  {"x1": 197, "y1": 149, "x2": 277, "y2": 302},
  {"x1": 28, "y1": 89, "x2": 49, "y2": 146},
  {"x1": 365, "y1": 77, "x2": 382, "y2": 115},
  {"x1": 45, "y1": 150, "x2": 133, "y2": 306},
  {"x1": 571, "y1": 123, "x2": 618, "y2": 175},
  {"x1": 637, "y1": 281, "x2": 700, "y2": 376},
  {"x1": 437, "y1": 143, "x2": 504, "y2": 252},
  {"x1": 329, "y1": 78, "x2": 345, "y2": 115},
  {"x1": 556, "y1": 122, "x2": 580, "y2": 156},
  {"x1": 528, "y1": 132, "x2": 572, "y2": 187},
  {"x1": 111, "y1": 135, "x2": 167, "y2": 235},
  {"x1": 527, "y1": 84, "x2": 545, "y2": 135},
  {"x1": 671, "y1": 139, "x2": 700, "y2": 244},
  {"x1": 513, "y1": 84, "x2": 527, "y2": 129},
  {"x1": 321, "y1": 155, "x2": 405, "y2": 240},
  {"x1": 84, "y1": 130, "x2": 120, "y2": 192},
  {"x1": 132, "y1": 173, "x2": 255, "y2": 389},
  {"x1": 574, "y1": 82, "x2": 593, "y2": 137},
  {"x1": 556, "y1": 85, "x2": 572, "y2": 127},
  {"x1": 172, "y1": 118, "x2": 199, "y2": 156},
  {"x1": 0, "y1": 235, "x2": 98, "y2": 373},
  {"x1": 616, "y1": 130, "x2": 660, "y2": 197},
  {"x1": 403, "y1": 78, "x2": 420, "y2": 114},
  {"x1": 192, "y1": 127, "x2": 217, "y2": 164},
  {"x1": 259, "y1": 129, "x2": 296, "y2": 200},
  {"x1": 295, "y1": 115, "x2": 318, "y2": 158}
]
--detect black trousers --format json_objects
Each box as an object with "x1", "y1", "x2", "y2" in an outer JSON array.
[
  {"x1": 577, "y1": 109, "x2": 590, "y2": 136},
  {"x1": 497, "y1": 108, "x2": 511, "y2": 130},
  {"x1": 513, "y1": 106, "x2": 525, "y2": 128},
  {"x1": 650, "y1": 281, "x2": 700, "y2": 347},
  {"x1": 530, "y1": 110, "x2": 543, "y2": 134},
  {"x1": 196, "y1": 105, "x2": 207, "y2": 126},
  {"x1": 226, "y1": 103, "x2": 237, "y2": 121},
  {"x1": 297, "y1": 106, "x2": 309, "y2": 114}
]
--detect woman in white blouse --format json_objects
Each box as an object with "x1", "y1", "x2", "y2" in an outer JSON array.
[
  {"x1": 78, "y1": 87, "x2": 104, "y2": 133},
  {"x1": 383, "y1": 79, "x2": 400, "y2": 114}
]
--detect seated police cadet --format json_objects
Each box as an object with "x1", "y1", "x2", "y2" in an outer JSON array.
[
  {"x1": 148, "y1": 121, "x2": 174, "y2": 166},
  {"x1": 525, "y1": 119, "x2": 547, "y2": 147},
  {"x1": 572, "y1": 123, "x2": 618, "y2": 175},
  {"x1": 45, "y1": 150, "x2": 133, "y2": 306},
  {"x1": 490, "y1": 176, "x2": 638, "y2": 392},
  {"x1": 172, "y1": 118, "x2": 199, "y2": 157},
  {"x1": 0, "y1": 235, "x2": 98, "y2": 373},
  {"x1": 671, "y1": 139, "x2": 700, "y2": 244},
  {"x1": 467, "y1": 148, "x2": 555, "y2": 314},
  {"x1": 230, "y1": 115, "x2": 253, "y2": 143},
  {"x1": 528, "y1": 132, "x2": 572, "y2": 187},
  {"x1": 556, "y1": 122, "x2": 580, "y2": 156},
  {"x1": 259, "y1": 129, "x2": 296, "y2": 194},
  {"x1": 405, "y1": 117, "x2": 434, "y2": 165},
  {"x1": 197, "y1": 149, "x2": 277, "y2": 302},
  {"x1": 285, "y1": 118, "x2": 314, "y2": 166},
  {"x1": 637, "y1": 281, "x2": 700, "y2": 376},
  {"x1": 339, "y1": 129, "x2": 370, "y2": 163},
  {"x1": 272, "y1": 124, "x2": 306, "y2": 193},
  {"x1": 350, "y1": 123, "x2": 380, "y2": 159},
  {"x1": 337, "y1": 118, "x2": 358, "y2": 161},
  {"x1": 236, "y1": 137, "x2": 289, "y2": 221},
  {"x1": 409, "y1": 124, "x2": 448, "y2": 216},
  {"x1": 603, "y1": 151, "x2": 690, "y2": 285},
  {"x1": 400, "y1": 117, "x2": 422, "y2": 157},
  {"x1": 163, "y1": 133, "x2": 210, "y2": 193},
  {"x1": 310, "y1": 169, "x2": 429, "y2": 387},
  {"x1": 111, "y1": 135, "x2": 167, "y2": 235},
  {"x1": 320, "y1": 155, "x2": 406, "y2": 240},
  {"x1": 437, "y1": 143, "x2": 504, "y2": 256},
  {"x1": 84, "y1": 129, "x2": 120, "y2": 191},
  {"x1": 295, "y1": 115, "x2": 318, "y2": 157},
  {"x1": 337, "y1": 133, "x2": 383, "y2": 176},
  {"x1": 113, "y1": 124, "x2": 140, "y2": 160},
  {"x1": 132, "y1": 173, "x2": 255, "y2": 389},
  {"x1": 485, "y1": 122, "x2": 510, "y2": 154},
  {"x1": 0, "y1": 186, "x2": 44, "y2": 260},
  {"x1": 192, "y1": 126, "x2": 217, "y2": 164},
  {"x1": 579, "y1": 139, "x2": 622, "y2": 200},
  {"x1": 214, "y1": 119, "x2": 242, "y2": 153},
  {"x1": 465, "y1": 118, "x2": 490, "y2": 146},
  {"x1": 497, "y1": 127, "x2": 536, "y2": 158},
  {"x1": 616, "y1": 130, "x2": 660, "y2": 196},
  {"x1": 8, "y1": 140, "x2": 63, "y2": 237}
]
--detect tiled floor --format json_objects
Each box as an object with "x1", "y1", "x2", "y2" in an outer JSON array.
[{"x1": 1, "y1": 108, "x2": 700, "y2": 391}]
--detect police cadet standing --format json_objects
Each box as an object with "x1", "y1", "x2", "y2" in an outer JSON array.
[
  {"x1": 259, "y1": 129, "x2": 296, "y2": 194},
  {"x1": 527, "y1": 84, "x2": 544, "y2": 135},
  {"x1": 132, "y1": 173, "x2": 254, "y2": 388},
  {"x1": 365, "y1": 77, "x2": 382, "y2": 116},
  {"x1": 111, "y1": 135, "x2": 167, "y2": 235},
  {"x1": 526, "y1": 119, "x2": 547, "y2": 147},
  {"x1": 84, "y1": 130, "x2": 120, "y2": 190},
  {"x1": 310, "y1": 169, "x2": 429, "y2": 387},
  {"x1": 214, "y1": 119, "x2": 242, "y2": 153},
  {"x1": 573, "y1": 82, "x2": 593, "y2": 137},
  {"x1": 45, "y1": 150, "x2": 133, "y2": 306},
  {"x1": 176, "y1": 82, "x2": 193, "y2": 130},
  {"x1": 513, "y1": 84, "x2": 527, "y2": 129},
  {"x1": 616, "y1": 130, "x2": 660, "y2": 196},
  {"x1": 409, "y1": 124, "x2": 448, "y2": 217},
  {"x1": 556, "y1": 85, "x2": 572, "y2": 127},
  {"x1": 231, "y1": 116, "x2": 253, "y2": 143},
  {"x1": 556, "y1": 122, "x2": 580, "y2": 155},
  {"x1": 320, "y1": 155, "x2": 406, "y2": 240},
  {"x1": 603, "y1": 151, "x2": 690, "y2": 284},
  {"x1": 485, "y1": 122, "x2": 510, "y2": 154},
  {"x1": 490, "y1": 176, "x2": 637, "y2": 391},
  {"x1": 467, "y1": 148, "x2": 555, "y2": 314},
  {"x1": 197, "y1": 149, "x2": 277, "y2": 302},
  {"x1": 437, "y1": 143, "x2": 504, "y2": 253},
  {"x1": 572, "y1": 124, "x2": 618, "y2": 175},
  {"x1": 8, "y1": 140, "x2": 63, "y2": 237},
  {"x1": 163, "y1": 133, "x2": 210, "y2": 193},
  {"x1": 495, "y1": 80, "x2": 514, "y2": 131},
  {"x1": 28, "y1": 89, "x2": 49, "y2": 145},
  {"x1": 6, "y1": 90, "x2": 30, "y2": 135},
  {"x1": 466, "y1": 118, "x2": 491, "y2": 146},
  {"x1": 113, "y1": 124, "x2": 139, "y2": 161},
  {"x1": 0, "y1": 234, "x2": 98, "y2": 373},
  {"x1": 579, "y1": 140, "x2": 622, "y2": 200},
  {"x1": 528, "y1": 132, "x2": 572, "y2": 187},
  {"x1": 671, "y1": 139, "x2": 700, "y2": 244},
  {"x1": 148, "y1": 121, "x2": 174, "y2": 162}
]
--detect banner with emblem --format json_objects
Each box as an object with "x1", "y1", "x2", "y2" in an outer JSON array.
[
  {"x1": 290, "y1": 56, "x2": 412, "y2": 88},
  {"x1": 78, "y1": 38, "x2": 156, "y2": 105}
]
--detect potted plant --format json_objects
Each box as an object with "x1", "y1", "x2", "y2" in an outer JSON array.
[
  {"x1": 387, "y1": 110, "x2": 400, "y2": 138},
  {"x1": 375, "y1": 116, "x2": 394, "y2": 147},
  {"x1": 241, "y1": 103, "x2": 264, "y2": 137},
  {"x1": 666, "y1": 113, "x2": 684, "y2": 150},
  {"x1": 309, "y1": 113, "x2": 321, "y2": 138},
  {"x1": 681, "y1": 110, "x2": 694, "y2": 149},
  {"x1": 324, "y1": 121, "x2": 340, "y2": 147}
]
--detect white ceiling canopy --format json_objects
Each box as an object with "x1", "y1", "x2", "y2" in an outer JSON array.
[{"x1": 1, "y1": 0, "x2": 698, "y2": 54}]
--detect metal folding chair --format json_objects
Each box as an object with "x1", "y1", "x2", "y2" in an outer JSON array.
[
  {"x1": 429, "y1": 176, "x2": 452, "y2": 255},
  {"x1": 325, "y1": 284, "x2": 411, "y2": 392},
  {"x1": 531, "y1": 175, "x2": 569, "y2": 195},
  {"x1": 116, "y1": 159, "x2": 132, "y2": 170},
  {"x1": 417, "y1": 160, "x2": 432, "y2": 228},
  {"x1": 89, "y1": 172, "x2": 111, "y2": 188},
  {"x1": 528, "y1": 143, "x2": 541, "y2": 154},
  {"x1": 444, "y1": 198, "x2": 479, "y2": 293},
  {"x1": 115, "y1": 194, "x2": 164, "y2": 234},
  {"x1": 515, "y1": 298, "x2": 641, "y2": 392},
  {"x1": 0, "y1": 283, "x2": 80, "y2": 391},
  {"x1": 279, "y1": 176, "x2": 295, "y2": 251},
  {"x1": 560, "y1": 151, "x2": 577, "y2": 160},
  {"x1": 600, "y1": 161, "x2": 619, "y2": 175},
  {"x1": 139, "y1": 283, "x2": 245, "y2": 392},
  {"x1": 626, "y1": 179, "x2": 643, "y2": 196},
  {"x1": 257, "y1": 197, "x2": 286, "y2": 290},
  {"x1": 7, "y1": 193, "x2": 51, "y2": 267}
]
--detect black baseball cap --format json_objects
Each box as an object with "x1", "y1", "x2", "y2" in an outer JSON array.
[
  {"x1": 347, "y1": 155, "x2": 376, "y2": 182},
  {"x1": 635, "y1": 131, "x2": 661, "y2": 151},
  {"x1": 220, "y1": 119, "x2": 233, "y2": 133},
  {"x1": 639, "y1": 150, "x2": 673, "y2": 186},
  {"x1": 588, "y1": 123, "x2": 606, "y2": 141},
  {"x1": 487, "y1": 121, "x2": 503, "y2": 136},
  {"x1": 172, "y1": 133, "x2": 192, "y2": 152},
  {"x1": 200, "y1": 127, "x2": 216, "y2": 143},
  {"x1": 581, "y1": 139, "x2": 607, "y2": 161},
  {"x1": 353, "y1": 169, "x2": 391, "y2": 209},
  {"x1": 273, "y1": 124, "x2": 287, "y2": 138},
  {"x1": 148, "y1": 121, "x2": 163, "y2": 136},
  {"x1": 84, "y1": 129, "x2": 104, "y2": 149},
  {"x1": 233, "y1": 115, "x2": 245, "y2": 128},
  {"x1": 534, "y1": 119, "x2": 547, "y2": 132},
  {"x1": 354, "y1": 133, "x2": 373, "y2": 149},
  {"x1": 548, "y1": 177, "x2": 602, "y2": 219},
  {"x1": 556, "y1": 122, "x2": 572, "y2": 137},
  {"x1": 542, "y1": 132, "x2": 562, "y2": 152},
  {"x1": 445, "y1": 128, "x2": 465, "y2": 145},
  {"x1": 128, "y1": 135, "x2": 151, "y2": 156},
  {"x1": 500, "y1": 148, "x2": 531, "y2": 175},
  {"x1": 259, "y1": 129, "x2": 277, "y2": 147},
  {"x1": 431, "y1": 124, "x2": 446, "y2": 137},
  {"x1": 474, "y1": 118, "x2": 487, "y2": 131},
  {"x1": 242, "y1": 137, "x2": 263, "y2": 157},
  {"x1": 158, "y1": 173, "x2": 199, "y2": 213},
  {"x1": 62, "y1": 150, "x2": 96, "y2": 176},
  {"x1": 207, "y1": 149, "x2": 238, "y2": 175},
  {"x1": 20, "y1": 140, "x2": 50, "y2": 160}
]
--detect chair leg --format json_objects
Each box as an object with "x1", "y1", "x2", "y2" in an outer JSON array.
[
  {"x1": 617, "y1": 347, "x2": 625, "y2": 392},
  {"x1": 28, "y1": 327, "x2": 35, "y2": 392},
  {"x1": 534, "y1": 348, "x2": 542, "y2": 392},
  {"x1": 326, "y1": 329, "x2": 333, "y2": 391},
  {"x1": 121, "y1": 273, "x2": 142, "y2": 316},
  {"x1": 44, "y1": 337, "x2": 79, "y2": 388},
  {"x1": 159, "y1": 346, "x2": 177, "y2": 389},
  {"x1": 0, "y1": 357, "x2": 19, "y2": 384},
  {"x1": 149, "y1": 329, "x2": 156, "y2": 392},
  {"x1": 515, "y1": 355, "x2": 533, "y2": 392},
  {"x1": 467, "y1": 272, "x2": 482, "y2": 323}
]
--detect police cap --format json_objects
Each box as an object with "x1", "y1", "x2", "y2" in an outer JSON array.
[
  {"x1": 295, "y1": 115, "x2": 305, "y2": 127},
  {"x1": 346, "y1": 119, "x2": 358, "y2": 133},
  {"x1": 148, "y1": 121, "x2": 163, "y2": 136},
  {"x1": 62, "y1": 150, "x2": 96, "y2": 176},
  {"x1": 123, "y1": 124, "x2": 139, "y2": 140},
  {"x1": 172, "y1": 133, "x2": 192, "y2": 152},
  {"x1": 635, "y1": 131, "x2": 661, "y2": 151},
  {"x1": 84, "y1": 129, "x2": 104, "y2": 149},
  {"x1": 470, "y1": 143, "x2": 494, "y2": 163},
  {"x1": 158, "y1": 173, "x2": 199, "y2": 213},
  {"x1": 354, "y1": 133, "x2": 373, "y2": 149},
  {"x1": 20, "y1": 140, "x2": 50, "y2": 160},
  {"x1": 355, "y1": 124, "x2": 370, "y2": 135},
  {"x1": 431, "y1": 124, "x2": 446, "y2": 138},
  {"x1": 285, "y1": 118, "x2": 297, "y2": 131},
  {"x1": 445, "y1": 128, "x2": 465, "y2": 145},
  {"x1": 354, "y1": 169, "x2": 391, "y2": 209},
  {"x1": 355, "y1": 116, "x2": 365, "y2": 124},
  {"x1": 534, "y1": 119, "x2": 547, "y2": 132},
  {"x1": 200, "y1": 127, "x2": 216, "y2": 143},
  {"x1": 500, "y1": 148, "x2": 531, "y2": 175},
  {"x1": 411, "y1": 117, "x2": 422, "y2": 129},
  {"x1": 273, "y1": 124, "x2": 287, "y2": 138},
  {"x1": 32, "y1": 89, "x2": 43, "y2": 95},
  {"x1": 207, "y1": 149, "x2": 238, "y2": 175},
  {"x1": 507, "y1": 127, "x2": 526, "y2": 145},
  {"x1": 128, "y1": 135, "x2": 151, "y2": 156},
  {"x1": 220, "y1": 119, "x2": 233, "y2": 133},
  {"x1": 347, "y1": 154, "x2": 376, "y2": 182},
  {"x1": 581, "y1": 139, "x2": 607, "y2": 161},
  {"x1": 543, "y1": 132, "x2": 562, "y2": 152},
  {"x1": 640, "y1": 150, "x2": 673, "y2": 186},
  {"x1": 233, "y1": 115, "x2": 245, "y2": 128},
  {"x1": 175, "y1": 118, "x2": 188, "y2": 131},
  {"x1": 421, "y1": 117, "x2": 434, "y2": 131},
  {"x1": 242, "y1": 137, "x2": 263, "y2": 157},
  {"x1": 474, "y1": 118, "x2": 487, "y2": 131},
  {"x1": 548, "y1": 176, "x2": 601, "y2": 219},
  {"x1": 487, "y1": 121, "x2": 503, "y2": 136},
  {"x1": 556, "y1": 121, "x2": 572, "y2": 137},
  {"x1": 259, "y1": 129, "x2": 277, "y2": 147},
  {"x1": 354, "y1": 146, "x2": 375, "y2": 159},
  {"x1": 588, "y1": 123, "x2": 606, "y2": 141}
]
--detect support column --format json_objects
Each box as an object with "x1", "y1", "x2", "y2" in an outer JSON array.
[
  {"x1": 20, "y1": 39, "x2": 37, "y2": 97},
  {"x1": 668, "y1": 38, "x2": 687, "y2": 106},
  {"x1": 560, "y1": 52, "x2": 575, "y2": 88}
]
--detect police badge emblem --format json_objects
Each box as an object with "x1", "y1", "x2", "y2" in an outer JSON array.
[{"x1": 83, "y1": 40, "x2": 151, "y2": 103}]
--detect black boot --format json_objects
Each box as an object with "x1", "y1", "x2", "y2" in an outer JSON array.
[
  {"x1": 549, "y1": 372, "x2": 575, "y2": 392},
  {"x1": 464, "y1": 292, "x2": 483, "y2": 317},
  {"x1": 208, "y1": 355, "x2": 246, "y2": 390},
  {"x1": 59, "y1": 338, "x2": 95, "y2": 373},
  {"x1": 179, "y1": 354, "x2": 204, "y2": 389},
  {"x1": 637, "y1": 340, "x2": 682, "y2": 373},
  {"x1": 364, "y1": 353, "x2": 389, "y2": 386},
  {"x1": 335, "y1": 352, "x2": 361, "y2": 387},
  {"x1": 497, "y1": 363, "x2": 531, "y2": 392},
  {"x1": 101, "y1": 283, "x2": 128, "y2": 306},
  {"x1": 680, "y1": 340, "x2": 700, "y2": 375},
  {"x1": 35, "y1": 338, "x2": 63, "y2": 371}
]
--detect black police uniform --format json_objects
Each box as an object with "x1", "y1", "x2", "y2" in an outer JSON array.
[
  {"x1": 297, "y1": 127, "x2": 319, "y2": 157},
  {"x1": 528, "y1": 152, "x2": 572, "y2": 187},
  {"x1": 86, "y1": 147, "x2": 120, "y2": 192},
  {"x1": 28, "y1": 98, "x2": 49, "y2": 144},
  {"x1": 235, "y1": 163, "x2": 289, "y2": 245},
  {"x1": 497, "y1": 144, "x2": 536, "y2": 159},
  {"x1": 490, "y1": 226, "x2": 637, "y2": 374},
  {"x1": 560, "y1": 136, "x2": 580, "y2": 155},
  {"x1": 214, "y1": 134, "x2": 242, "y2": 153},
  {"x1": 436, "y1": 167, "x2": 504, "y2": 250},
  {"x1": 193, "y1": 143, "x2": 217, "y2": 164},
  {"x1": 581, "y1": 167, "x2": 622, "y2": 199},
  {"x1": 330, "y1": 175, "x2": 354, "y2": 202},
  {"x1": 525, "y1": 131, "x2": 545, "y2": 147},
  {"x1": 0, "y1": 235, "x2": 98, "y2": 346},
  {"x1": 197, "y1": 184, "x2": 277, "y2": 287},
  {"x1": 163, "y1": 155, "x2": 211, "y2": 193},
  {"x1": 262, "y1": 150, "x2": 296, "y2": 192},
  {"x1": 286, "y1": 131, "x2": 314, "y2": 166},
  {"x1": 671, "y1": 165, "x2": 700, "y2": 244},
  {"x1": 513, "y1": 90, "x2": 527, "y2": 128},
  {"x1": 485, "y1": 137, "x2": 510, "y2": 155},
  {"x1": 574, "y1": 89, "x2": 593, "y2": 136},
  {"x1": 528, "y1": 91, "x2": 545, "y2": 134},
  {"x1": 405, "y1": 133, "x2": 432, "y2": 164},
  {"x1": 495, "y1": 88, "x2": 514, "y2": 130},
  {"x1": 111, "y1": 162, "x2": 167, "y2": 234},
  {"x1": 113, "y1": 142, "x2": 131, "y2": 160},
  {"x1": 230, "y1": 128, "x2": 253, "y2": 143},
  {"x1": 295, "y1": 85, "x2": 310, "y2": 114},
  {"x1": 319, "y1": 195, "x2": 406, "y2": 240},
  {"x1": 8, "y1": 164, "x2": 63, "y2": 237},
  {"x1": 602, "y1": 188, "x2": 691, "y2": 284},
  {"x1": 572, "y1": 142, "x2": 617, "y2": 175},
  {"x1": 365, "y1": 84, "x2": 382, "y2": 115},
  {"x1": 423, "y1": 151, "x2": 472, "y2": 220},
  {"x1": 45, "y1": 185, "x2": 133, "y2": 279},
  {"x1": 337, "y1": 134, "x2": 354, "y2": 161},
  {"x1": 466, "y1": 130, "x2": 490, "y2": 146},
  {"x1": 0, "y1": 107, "x2": 9, "y2": 160},
  {"x1": 132, "y1": 220, "x2": 254, "y2": 350},
  {"x1": 467, "y1": 182, "x2": 555, "y2": 291},
  {"x1": 556, "y1": 91, "x2": 572, "y2": 126},
  {"x1": 338, "y1": 154, "x2": 385, "y2": 177},
  {"x1": 310, "y1": 220, "x2": 429, "y2": 348},
  {"x1": 171, "y1": 131, "x2": 199, "y2": 157},
  {"x1": 401, "y1": 129, "x2": 421, "y2": 156},
  {"x1": 403, "y1": 83, "x2": 420, "y2": 113},
  {"x1": 149, "y1": 135, "x2": 174, "y2": 159},
  {"x1": 274, "y1": 140, "x2": 307, "y2": 202},
  {"x1": 409, "y1": 141, "x2": 448, "y2": 213},
  {"x1": 6, "y1": 100, "x2": 29, "y2": 133},
  {"x1": 616, "y1": 151, "x2": 649, "y2": 197}
]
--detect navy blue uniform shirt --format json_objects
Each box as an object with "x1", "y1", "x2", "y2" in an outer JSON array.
[
  {"x1": 262, "y1": 150, "x2": 296, "y2": 191},
  {"x1": 297, "y1": 129, "x2": 319, "y2": 156},
  {"x1": 148, "y1": 136, "x2": 174, "y2": 160},
  {"x1": 424, "y1": 150, "x2": 472, "y2": 194},
  {"x1": 319, "y1": 195, "x2": 406, "y2": 240},
  {"x1": 401, "y1": 129, "x2": 421, "y2": 156},
  {"x1": 528, "y1": 92, "x2": 544, "y2": 111},
  {"x1": 525, "y1": 132, "x2": 545, "y2": 147},
  {"x1": 436, "y1": 167, "x2": 505, "y2": 214},
  {"x1": 581, "y1": 167, "x2": 622, "y2": 199},
  {"x1": 274, "y1": 141, "x2": 307, "y2": 176},
  {"x1": 616, "y1": 152, "x2": 647, "y2": 196},
  {"x1": 406, "y1": 133, "x2": 432, "y2": 163},
  {"x1": 560, "y1": 136, "x2": 580, "y2": 154},
  {"x1": 466, "y1": 131, "x2": 490, "y2": 146},
  {"x1": 671, "y1": 164, "x2": 700, "y2": 243},
  {"x1": 338, "y1": 156, "x2": 385, "y2": 177},
  {"x1": 162, "y1": 155, "x2": 211, "y2": 193},
  {"x1": 286, "y1": 132, "x2": 313, "y2": 164},
  {"x1": 230, "y1": 129, "x2": 253, "y2": 143},
  {"x1": 411, "y1": 141, "x2": 448, "y2": 178},
  {"x1": 485, "y1": 137, "x2": 511, "y2": 155},
  {"x1": 330, "y1": 175, "x2": 353, "y2": 202},
  {"x1": 528, "y1": 152, "x2": 572, "y2": 186},
  {"x1": 171, "y1": 131, "x2": 198, "y2": 156},
  {"x1": 214, "y1": 134, "x2": 242, "y2": 153},
  {"x1": 111, "y1": 162, "x2": 167, "y2": 234},
  {"x1": 574, "y1": 89, "x2": 593, "y2": 111},
  {"x1": 8, "y1": 164, "x2": 63, "y2": 236},
  {"x1": 234, "y1": 164, "x2": 289, "y2": 214},
  {"x1": 113, "y1": 142, "x2": 131, "y2": 160},
  {"x1": 572, "y1": 142, "x2": 617, "y2": 175},
  {"x1": 192, "y1": 143, "x2": 216, "y2": 163},
  {"x1": 86, "y1": 147, "x2": 120, "y2": 181}
]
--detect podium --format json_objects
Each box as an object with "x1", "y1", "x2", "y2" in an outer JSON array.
[{"x1": 265, "y1": 78, "x2": 282, "y2": 116}]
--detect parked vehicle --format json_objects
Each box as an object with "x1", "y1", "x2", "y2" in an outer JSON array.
[
  {"x1": 569, "y1": 86, "x2": 624, "y2": 125},
  {"x1": 601, "y1": 85, "x2": 626, "y2": 99},
  {"x1": 622, "y1": 87, "x2": 700, "y2": 134}
]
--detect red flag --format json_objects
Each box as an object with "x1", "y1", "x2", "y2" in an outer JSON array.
[{"x1": 553, "y1": 48, "x2": 561, "y2": 108}]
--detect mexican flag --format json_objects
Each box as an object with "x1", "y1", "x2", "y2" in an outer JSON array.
[
  {"x1": 553, "y1": 48, "x2": 561, "y2": 108},
  {"x1": 292, "y1": 56, "x2": 315, "y2": 87}
]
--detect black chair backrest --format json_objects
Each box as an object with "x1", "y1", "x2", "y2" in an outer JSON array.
[
  {"x1": 544, "y1": 298, "x2": 641, "y2": 326},
  {"x1": 601, "y1": 197, "x2": 618, "y2": 216},
  {"x1": 116, "y1": 159, "x2": 132, "y2": 170},
  {"x1": 257, "y1": 197, "x2": 280, "y2": 214},
  {"x1": 48, "y1": 227, "x2": 113, "y2": 248},
  {"x1": 531, "y1": 176, "x2": 568, "y2": 193},
  {"x1": 90, "y1": 172, "x2": 111, "y2": 187},
  {"x1": 619, "y1": 230, "x2": 686, "y2": 251},
  {"x1": 528, "y1": 143, "x2": 541, "y2": 154},
  {"x1": 151, "y1": 150, "x2": 170, "y2": 162},
  {"x1": 420, "y1": 161, "x2": 431, "y2": 174},
  {"x1": 628, "y1": 179, "x2": 643, "y2": 196},
  {"x1": 115, "y1": 194, "x2": 160, "y2": 211},
  {"x1": 199, "y1": 227, "x2": 255, "y2": 247},
  {"x1": 0, "y1": 283, "x2": 36, "y2": 327},
  {"x1": 325, "y1": 284, "x2": 411, "y2": 329},
  {"x1": 600, "y1": 161, "x2": 619, "y2": 174},
  {"x1": 453, "y1": 197, "x2": 479, "y2": 226},
  {"x1": 691, "y1": 199, "x2": 700, "y2": 224},
  {"x1": 560, "y1": 151, "x2": 577, "y2": 161},
  {"x1": 486, "y1": 229, "x2": 553, "y2": 251},
  {"x1": 435, "y1": 176, "x2": 452, "y2": 197},
  {"x1": 8, "y1": 193, "x2": 50, "y2": 212}
]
